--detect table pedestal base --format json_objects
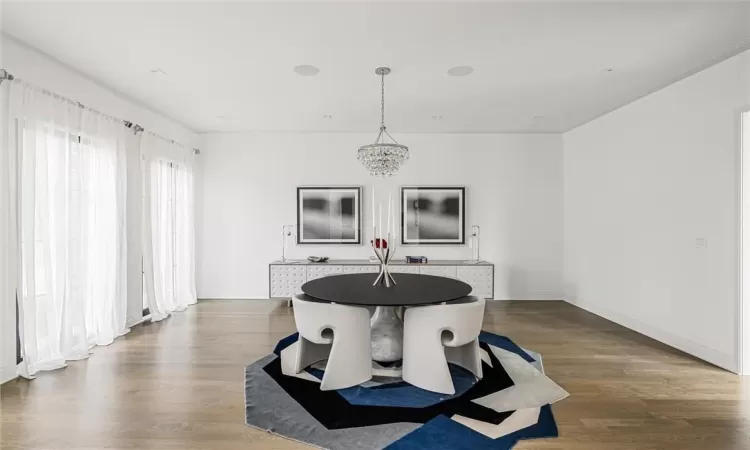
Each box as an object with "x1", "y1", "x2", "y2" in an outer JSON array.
[{"x1": 370, "y1": 306, "x2": 404, "y2": 363}]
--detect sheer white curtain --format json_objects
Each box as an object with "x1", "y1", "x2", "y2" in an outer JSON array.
[
  {"x1": 6, "y1": 81, "x2": 128, "y2": 377},
  {"x1": 142, "y1": 133, "x2": 196, "y2": 322},
  {"x1": 0, "y1": 81, "x2": 21, "y2": 381}
]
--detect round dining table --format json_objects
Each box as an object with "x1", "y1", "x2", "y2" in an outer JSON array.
[{"x1": 301, "y1": 272, "x2": 472, "y2": 362}]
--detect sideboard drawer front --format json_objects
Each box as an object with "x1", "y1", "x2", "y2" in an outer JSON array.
[
  {"x1": 341, "y1": 265, "x2": 380, "y2": 274},
  {"x1": 457, "y1": 266, "x2": 494, "y2": 299},
  {"x1": 419, "y1": 265, "x2": 458, "y2": 278},
  {"x1": 305, "y1": 265, "x2": 343, "y2": 281},
  {"x1": 389, "y1": 265, "x2": 420, "y2": 274},
  {"x1": 270, "y1": 265, "x2": 306, "y2": 298}
]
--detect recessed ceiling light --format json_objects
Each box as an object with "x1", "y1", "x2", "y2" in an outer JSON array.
[
  {"x1": 294, "y1": 65, "x2": 320, "y2": 76},
  {"x1": 447, "y1": 66, "x2": 474, "y2": 77},
  {"x1": 149, "y1": 68, "x2": 167, "y2": 75}
]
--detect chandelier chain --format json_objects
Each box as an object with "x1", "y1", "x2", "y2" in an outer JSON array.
[{"x1": 380, "y1": 71, "x2": 385, "y2": 130}]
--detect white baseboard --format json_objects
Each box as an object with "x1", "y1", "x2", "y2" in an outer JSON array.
[
  {"x1": 1, "y1": 364, "x2": 18, "y2": 385},
  {"x1": 567, "y1": 299, "x2": 737, "y2": 373},
  {"x1": 493, "y1": 295, "x2": 564, "y2": 301}
]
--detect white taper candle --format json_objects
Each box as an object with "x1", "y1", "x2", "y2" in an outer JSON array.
[
  {"x1": 372, "y1": 187, "x2": 376, "y2": 243},
  {"x1": 378, "y1": 204, "x2": 382, "y2": 244},
  {"x1": 387, "y1": 194, "x2": 392, "y2": 237},
  {"x1": 393, "y1": 196, "x2": 397, "y2": 240}
]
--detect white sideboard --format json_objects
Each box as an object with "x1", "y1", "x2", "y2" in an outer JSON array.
[{"x1": 269, "y1": 259, "x2": 494, "y2": 300}]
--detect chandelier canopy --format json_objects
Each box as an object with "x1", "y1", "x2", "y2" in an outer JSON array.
[{"x1": 357, "y1": 67, "x2": 409, "y2": 177}]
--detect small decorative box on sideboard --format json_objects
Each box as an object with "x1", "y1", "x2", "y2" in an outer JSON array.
[{"x1": 269, "y1": 259, "x2": 494, "y2": 301}]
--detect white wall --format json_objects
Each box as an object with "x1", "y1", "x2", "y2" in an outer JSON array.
[
  {"x1": 563, "y1": 50, "x2": 750, "y2": 372},
  {"x1": 0, "y1": 35, "x2": 198, "y2": 383},
  {"x1": 197, "y1": 132, "x2": 563, "y2": 300}
]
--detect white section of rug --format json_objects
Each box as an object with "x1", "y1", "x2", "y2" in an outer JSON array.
[
  {"x1": 452, "y1": 407, "x2": 541, "y2": 439},
  {"x1": 472, "y1": 345, "x2": 569, "y2": 413},
  {"x1": 480, "y1": 348, "x2": 493, "y2": 367},
  {"x1": 521, "y1": 347, "x2": 544, "y2": 373}
]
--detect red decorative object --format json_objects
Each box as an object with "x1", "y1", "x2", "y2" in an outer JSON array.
[{"x1": 371, "y1": 238, "x2": 388, "y2": 249}]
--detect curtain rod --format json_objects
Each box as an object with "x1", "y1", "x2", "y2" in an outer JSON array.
[
  {"x1": 0, "y1": 68, "x2": 200, "y2": 155},
  {"x1": 143, "y1": 129, "x2": 201, "y2": 155},
  {"x1": 0, "y1": 69, "x2": 15, "y2": 83}
]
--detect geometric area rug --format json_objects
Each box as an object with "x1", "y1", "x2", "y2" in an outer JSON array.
[{"x1": 245, "y1": 331, "x2": 569, "y2": 450}]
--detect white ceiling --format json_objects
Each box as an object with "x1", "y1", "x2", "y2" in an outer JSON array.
[{"x1": 3, "y1": 1, "x2": 750, "y2": 133}]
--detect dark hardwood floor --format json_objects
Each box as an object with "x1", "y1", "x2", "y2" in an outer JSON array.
[{"x1": 1, "y1": 300, "x2": 748, "y2": 449}]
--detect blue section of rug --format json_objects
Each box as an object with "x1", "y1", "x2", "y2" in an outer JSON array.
[
  {"x1": 272, "y1": 332, "x2": 298, "y2": 356},
  {"x1": 384, "y1": 406, "x2": 558, "y2": 450},
  {"x1": 248, "y1": 331, "x2": 563, "y2": 450}
]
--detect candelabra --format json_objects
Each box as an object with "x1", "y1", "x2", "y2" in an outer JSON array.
[
  {"x1": 372, "y1": 236, "x2": 396, "y2": 287},
  {"x1": 371, "y1": 189, "x2": 397, "y2": 287}
]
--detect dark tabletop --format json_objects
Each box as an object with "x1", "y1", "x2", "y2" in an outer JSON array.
[{"x1": 301, "y1": 273, "x2": 472, "y2": 306}]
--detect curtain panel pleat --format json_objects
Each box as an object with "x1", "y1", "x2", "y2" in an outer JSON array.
[
  {"x1": 4, "y1": 80, "x2": 131, "y2": 378},
  {"x1": 0, "y1": 82, "x2": 21, "y2": 381},
  {"x1": 141, "y1": 133, "x2": 197, "y2": 323}
]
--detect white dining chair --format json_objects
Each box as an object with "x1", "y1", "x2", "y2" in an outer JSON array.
[
  {"x1": 292, "y1": 294, "x2": 373, "y2": 391},
  {"x1": 402, "y1": 296, "x2": 485, "y2": 395}
]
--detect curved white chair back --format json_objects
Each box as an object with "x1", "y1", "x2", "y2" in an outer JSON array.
[
  {"x1": 292, "y1": 294, "x2": 373, "y2": 390},
  {"x1": 403, "y1": 296, "x2": 485, "y2": 395}
]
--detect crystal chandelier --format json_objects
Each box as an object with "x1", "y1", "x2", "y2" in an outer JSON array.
[{"x1": 357, "y1": 67, "x2": 409, "y2": 177}]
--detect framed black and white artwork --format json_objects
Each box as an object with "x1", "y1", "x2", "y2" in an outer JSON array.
[
  {"x1": 401, "y1": 186, "x2": 465, "y2": 245},
  {"x1": 297, "y1": 186, "x2": 362, "y2": 245}
]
